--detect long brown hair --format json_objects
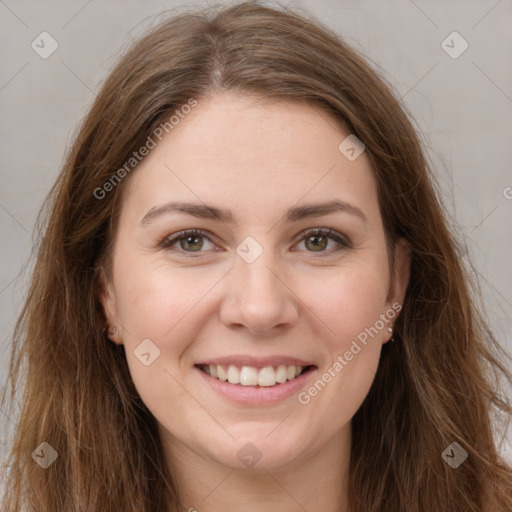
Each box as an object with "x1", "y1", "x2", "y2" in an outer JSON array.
[{"x1": 2, "y1": 2, "x2": 511, "y2": 510}]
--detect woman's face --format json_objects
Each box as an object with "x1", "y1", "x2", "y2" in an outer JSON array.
[{"x1": 100, "y1": 92, "x2": 409, "y2": 471}]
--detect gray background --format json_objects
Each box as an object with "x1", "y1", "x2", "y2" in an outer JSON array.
[{"x1": 1, "y1": 0, "x2": 511, "y2": 461}]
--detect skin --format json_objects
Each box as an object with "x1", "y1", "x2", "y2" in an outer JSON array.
[{"x1": 99, "y1": 92, "x2": 410, "y2": 512}]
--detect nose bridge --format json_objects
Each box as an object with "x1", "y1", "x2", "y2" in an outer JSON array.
[
  {"x1": 236, "y1": 239, "x2": 285, "y2": 303},
  {"x1": 220, "y1": 236, "x2": 299, "y2": 333},
  {"x1": 238, "y1": 249, "x2": 280, "y2": 298}
]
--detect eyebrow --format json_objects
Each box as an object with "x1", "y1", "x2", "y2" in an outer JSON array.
[{"x1": 140, "y1": 199, "x2": 367, "y2": 226}]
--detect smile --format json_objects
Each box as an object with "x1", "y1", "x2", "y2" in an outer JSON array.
[{"x1": 197, "y1": 364, "x2": 314, "y2": 387}]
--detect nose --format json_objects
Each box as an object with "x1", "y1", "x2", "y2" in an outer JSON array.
[{"x1": 219, "y1": 247, "x2": 300, "y2": 335}]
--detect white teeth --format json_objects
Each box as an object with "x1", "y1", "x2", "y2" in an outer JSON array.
[
  {"x1": 275, "y1": 365, "x2": 287, "y2": 383},
  {"x1": 205, "y1": 364, "x2": 307, "y2": 386},
  {"x1": 240, "y1": 366, "x2": 258, "y2": 386},
  {"x1": 227, "y1": 365, "x2": 240, "y2": 384},
  {"x1": 217, "y1": 365, "x2": 228, "y2": 381},
  {"x1": 257, "y1": 366, "x2": 276, "y2": 387}
]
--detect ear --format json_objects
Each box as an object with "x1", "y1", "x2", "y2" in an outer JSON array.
[
  {"x1": 97, "y1": 268, "x2": 122, "y2": 345},
  {"x1": 384, "y1": 238, "x2": 410, "y2": 342}
]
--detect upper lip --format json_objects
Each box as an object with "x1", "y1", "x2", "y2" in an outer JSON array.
[{"x1": 196, "y1": 355, "x2": 315, "y2": 368}]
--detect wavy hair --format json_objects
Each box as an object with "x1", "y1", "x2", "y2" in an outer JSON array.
[{"x1": 2, "y1": 1, "x2": 511, "y2": 510}]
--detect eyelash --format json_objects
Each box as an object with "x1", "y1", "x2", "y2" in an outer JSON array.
[{"x1": 160, "y1": 228, "x2": 351, "y2": 256}]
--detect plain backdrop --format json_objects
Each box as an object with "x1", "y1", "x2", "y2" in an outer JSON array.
[{"x1": 1, "y1": 0, "x2": 511, "y2": 466}]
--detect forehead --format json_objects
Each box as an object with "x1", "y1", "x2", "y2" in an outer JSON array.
[{"x1": 120, "y1": 93, "x2": 380, "y2": 227}]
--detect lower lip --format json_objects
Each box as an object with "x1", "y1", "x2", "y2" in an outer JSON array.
[{"x1": 194, "y1": 366, "x2": 317, "y2": 405}]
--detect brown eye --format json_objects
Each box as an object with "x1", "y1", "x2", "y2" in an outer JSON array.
[
  {"x1": 179, "y1": 234, "x2": 204, "y2": 252},
  {"x1": 304, "y1": 234, "x2": 328, "y2": 251},
  {"x1": 162, "y1": 229, "x2": 215, "y2": 254},
  {"x1": 295, "y1": 228, "x2": 350, "y2": 254}
]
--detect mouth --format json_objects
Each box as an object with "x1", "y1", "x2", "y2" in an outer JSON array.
[{"x1": 195, "y1": 363, "x2": 316, "y2": 387}]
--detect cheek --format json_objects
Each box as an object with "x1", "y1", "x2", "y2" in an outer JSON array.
[
  {"x1": 113, "y1": 255, "x2": 220, "y2": 343},
  {"x1": 292, "y1": 260, "x2": 388, "y2": 423},
  {"x1": 109, "y1": 258, "x2": 230, "y2": 417},
  {"x1": 111, "y1": 259, "x2": 216, "y2": 424},
  {"x1": 298, "y1": 259, "x2": 390, "y2": 346}
]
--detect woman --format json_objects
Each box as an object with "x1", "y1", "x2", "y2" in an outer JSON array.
[{"x1": 2, "y1": 2, "x2": 511, "y2": 511}]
